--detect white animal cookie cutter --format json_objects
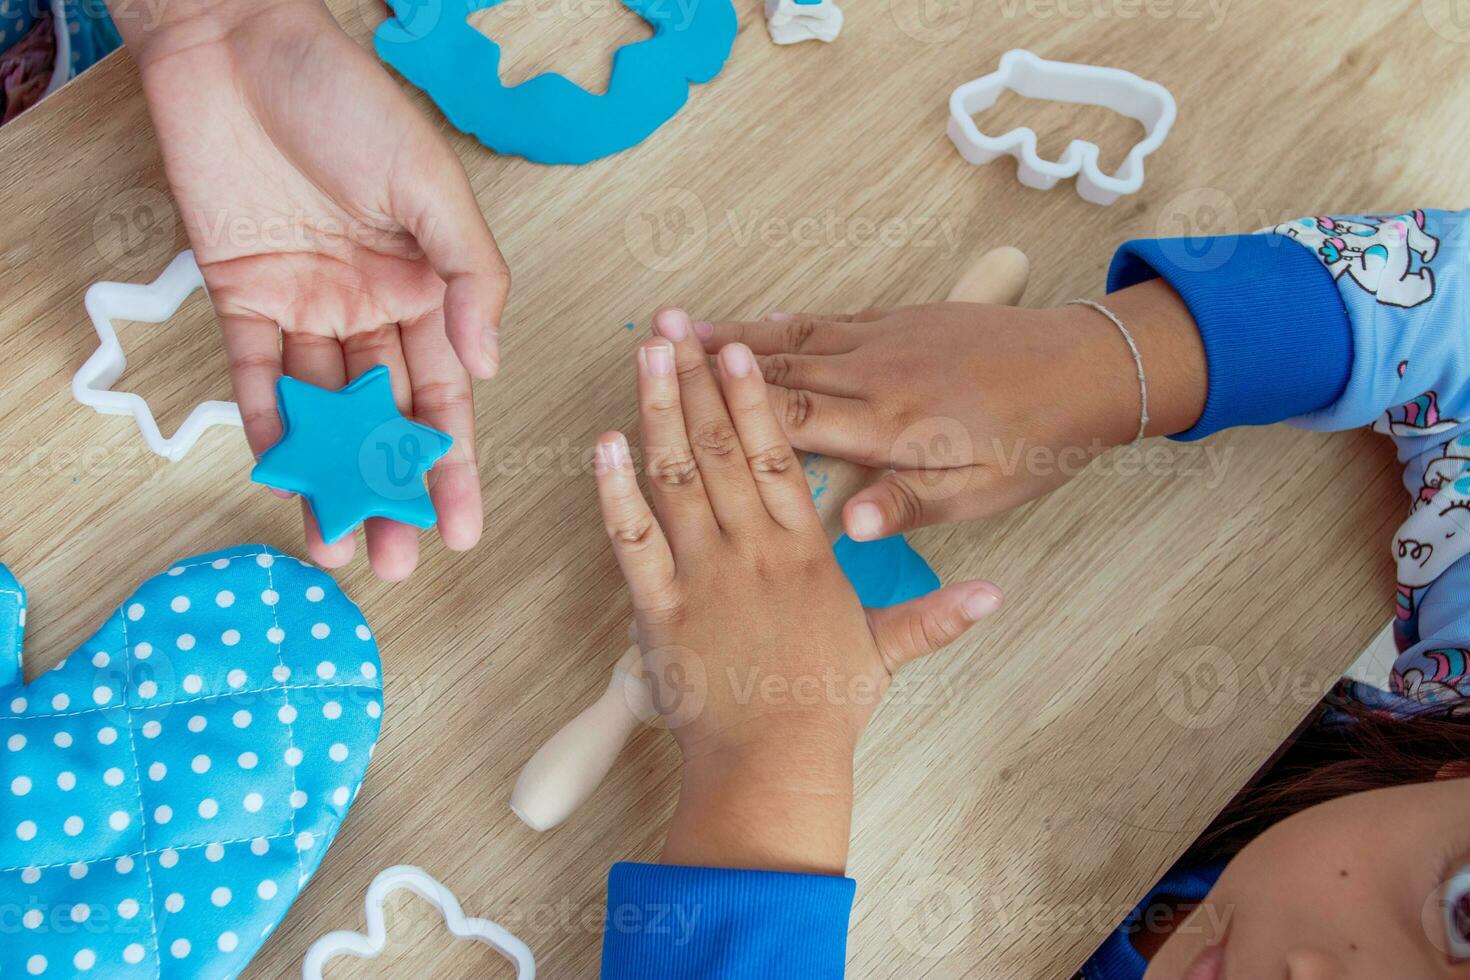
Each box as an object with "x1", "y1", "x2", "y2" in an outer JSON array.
[
  {"x1": 947, "y1": 49, "x2": 1176, "y2": 205},
  {"x1": 302, "y1": 865, "x2": 536, "y2": 979},
  {"x1": 72, "y1": 249, "x2": 243, "y2": 461},
  {"x1": 765, "y1": 0, "x2": 842, "y2": 44}
]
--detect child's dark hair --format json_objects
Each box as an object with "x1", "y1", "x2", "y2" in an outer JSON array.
[{"x1": 1179, "y1": 690, "x2": 1470, "y2": 868}]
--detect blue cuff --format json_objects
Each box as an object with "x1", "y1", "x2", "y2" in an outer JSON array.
[
  {"x1": 1107, "y1": 234, "x2": 1353, "y2": 440},
  {"x1": 601, "y1": 862, "x2": 855, "y2": 979}
]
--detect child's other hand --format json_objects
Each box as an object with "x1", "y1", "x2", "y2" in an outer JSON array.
[
  {"x1": 119, "y1": 0, "x2": 508, "y2": 580},
  {"x1": 693, "y1": 279, "x2": 1207, "y2": 540},
  {"x1": 593, "y1": 309, "x2": 1003, "y2": 874}
]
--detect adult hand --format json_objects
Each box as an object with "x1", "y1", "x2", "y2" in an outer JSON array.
[
  {"x1": 592, "y1": 309, "x2": 1004, "y2": 874},
  {"x1": 691, "y1": 278, "x2": 1208, "y2": 541},
  {"x1": 114, "y1": 0, "x2": 509, "y2": 579}
]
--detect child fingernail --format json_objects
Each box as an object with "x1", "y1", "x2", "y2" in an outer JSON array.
[
  {"x1": 692, "y1": 320, "x2": 714, "y2": 339},
  {"x1": 767, "y1": 311, "x2": 794, "y2": 321},
  {"x1": 962, "y1": 584, "x2": 1004, "y2": 620},
  {"x1": 642, "y1": 342, "x2": 674, "y2": 376},
  {"x1": 848, "y1": 502, "x2": 884, "y2": 540},
  {"x1": 596, "y1": 435, "x2": 629, "y2": 472},
  {"x1": 655, "y1": 309, "x2": 689, "y2": 341},
  {"x1": 721, "y1": 343, "x2": 754, "y2": 377}
]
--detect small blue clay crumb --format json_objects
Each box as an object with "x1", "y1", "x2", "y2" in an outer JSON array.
[
  {"x1": 804, "y1": 455, "x2": 830, "y2": 504},
  {"x1": 624, "y1": 322, "x2": 636, "y2": 331}
]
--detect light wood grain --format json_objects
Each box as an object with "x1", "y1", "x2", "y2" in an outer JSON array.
[{"x1": 0, "y1": 1, "x2": 1459, "y2": 975}]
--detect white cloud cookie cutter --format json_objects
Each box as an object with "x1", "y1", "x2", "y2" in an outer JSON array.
[
  {"x1": 72, "y1": 249, "x2": 243, "y2": 462},
  {"x1": 301, "y1": 865, "x2": 536, "y2": 979},
  {"x1": 765, "y1": 0, "x2": 843, "y2": 44},
  {"x1": 947, "y1": 49, "x2": 1176, "y2": 205}
]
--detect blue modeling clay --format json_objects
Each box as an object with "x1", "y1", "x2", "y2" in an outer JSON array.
[
  {"x1": 0, "y1": 544, "x2": 383, "y2": 978},
  {"x1": 374, "y1": 0, "x2": 737, "y2": 164},
  {"x1": 251, "y1": 366, "x2": 453, "y2": 545},
  {"x1": 833, "y1": 534, "x2": 941, "y2": 608}
]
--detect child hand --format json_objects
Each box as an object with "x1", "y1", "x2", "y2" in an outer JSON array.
[
  {"x1": 118, "y1": 0, "x2": 508, "y2": 579},
  {"x1": 694, "y1": 279, "x2": 1208, "y2": 540},
  {"x1": 593, "y1": 309, "x2": 1003, "y2": 873}
]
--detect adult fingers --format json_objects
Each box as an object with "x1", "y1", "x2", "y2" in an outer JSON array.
[
  {"x1": 394, "y1": 145, "x2": 510, "y2": 379},
  {"x1": 342, "y1": 326, "x2": 412, "y2": 413},
  {"x1": 865, "y1": 580, "x2": 1004, "y2": 674},
  {"x1": 283, "y1": 333, "x2": 353, "y2": 565},
  {"x1": 220, "y1": 315, "x2": 284, "y2": 460},
  {"x1": 637, "y1": 337, "x2": 716, "y2": 547},
  {"x1": 362, "y1": 520, "x2": 419, "y2": 582},
  {"x1": 282, "y1": 331, "x2": 347, "y2": 390},
  {"x1": 401, "y1": 310, "x2": 484, "y2": 554},
  {"x1": 653, "y1": 309, "x2": 765, "y2": 531},
  {"x1": 301, "y1": 500, "x2": 356, "y2": 568},
  {"x1": 715, "y1": 344, "x2": 821, "y2": 535},
  {"x1": 342, "y1": 325, "x2": 424, "y2": 579},
  {"x1": 595, "y1": 432, "x2": 678, "y2": 615}
]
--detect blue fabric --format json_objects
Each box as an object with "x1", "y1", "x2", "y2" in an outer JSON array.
[
  {"x1": 601, "y1": 863, "x2": 855, "y2": 979},
  {"x1": 0, "y1": 544, "x2": 383, "y2": 978},
  {"x1": 1107, "y1": 233, "x2": 1353, "y2": 440},
  {"x1": 1081, "y1": 864, "x2": 1224, "y2": 980},
  {"x1": 59, "y1": 0, "x2": 120, "y2": 77},
  {"x1": 0, "y1": 0, "x2": 120, "y2": 79},
  {"x1": 0, "y1": 0, "x2": 43, "y2": 58}
]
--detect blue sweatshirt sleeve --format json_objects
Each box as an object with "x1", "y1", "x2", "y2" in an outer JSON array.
[
  {"x1": 1107, "y1": 230, "x2": 1353, "y2": 440},
  {"x1": 600, "y1": 862, "x2": 855, "y2": 978}
]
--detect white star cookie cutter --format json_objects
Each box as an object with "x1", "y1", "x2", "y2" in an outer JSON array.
[
  {"x1": 301, "y1": 865, "x2": 536, "y2": 979},
  {"x1": 72, "y1": 249, "x2": 243, "y2": 462},
  {"x1": 765, "y1": 0, "x2": 842, "y2": 44},
  {"x1": 947, "y1": 49, "x2": 1176, "y2": 206}
]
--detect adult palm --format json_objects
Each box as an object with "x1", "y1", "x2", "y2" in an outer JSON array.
[{"x1": 125, "y1": 0, "x2": 509, "y2": 579}]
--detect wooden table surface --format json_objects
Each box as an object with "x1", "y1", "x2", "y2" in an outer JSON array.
[{"x1": 3, "y1": 0, "x2": 1462, "y2": 975}]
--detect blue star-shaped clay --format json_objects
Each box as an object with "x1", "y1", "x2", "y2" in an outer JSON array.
[{"x1": 251, "y1": 365, "x2": 453, "y2": 543}]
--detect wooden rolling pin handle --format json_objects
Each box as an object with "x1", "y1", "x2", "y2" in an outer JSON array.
[{"x1": 511, "y1": 645, "x2": 648, "y2": 831}]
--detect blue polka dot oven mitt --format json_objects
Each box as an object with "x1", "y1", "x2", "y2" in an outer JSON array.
[{"x1": 0, "y1": 544, "x2": 384, "y2": 977}]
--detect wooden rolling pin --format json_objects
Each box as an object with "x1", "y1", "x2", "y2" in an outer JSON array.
[{"x1": 510, "y1": 246, "x2": 1031, "y2": 831}]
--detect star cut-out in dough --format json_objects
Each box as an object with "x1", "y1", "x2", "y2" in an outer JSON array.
[
  {"x1": 71, "y1": 250, "x2": 243, "y2": 462},
  {"x1": 250, "y1": 365, "x2": 453, "y2": 544}
]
